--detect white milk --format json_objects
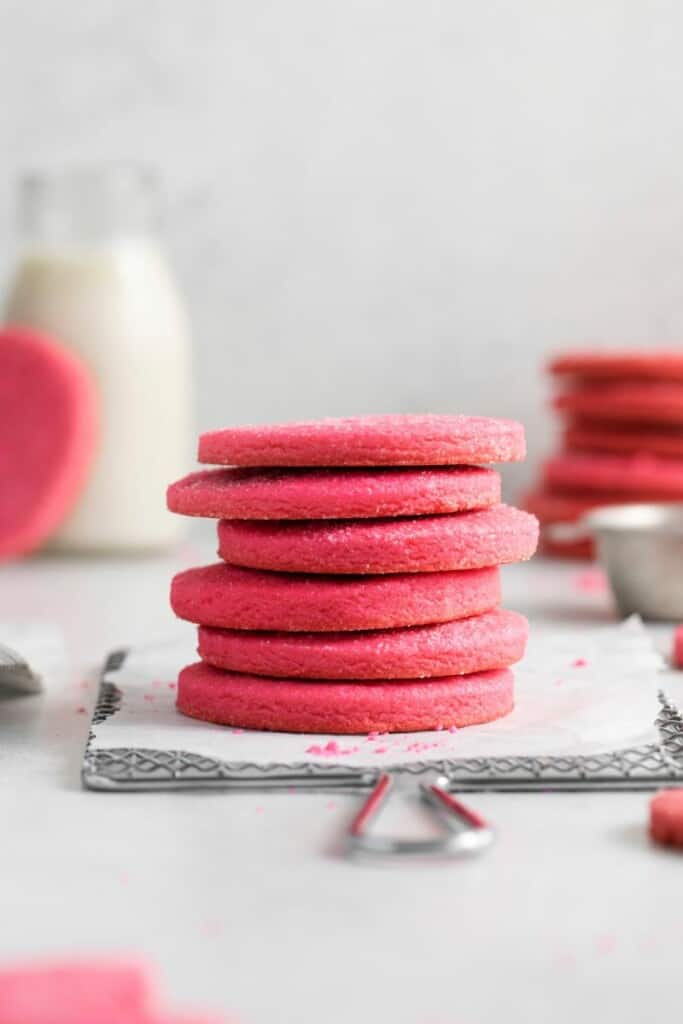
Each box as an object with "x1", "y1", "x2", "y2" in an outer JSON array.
[{"x1": 5, "y1": 236, "x2": 192, "y2": 552}]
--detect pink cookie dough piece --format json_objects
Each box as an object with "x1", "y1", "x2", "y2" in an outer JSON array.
[
  {"x1": 0, "y1": 326, "x2": 98, "y2": 560},
  {"x1": 198, "y1": 608, "x2": 529, "y2": 679},
  {"x1": 217, "y1": 505, "x2": 538, "y2": 574},
  {"x1": 171, "y1": 562, "x2": 501, "y2": 632},
  {"x1": 198, "y1": 414, "x2": 526, "y2": 467},
  {"x1": 650, "y1": 789, "x2": 683, "y2": 848},
  {"x1": 0, "y1": 961, "x2": 151, "y2": 1024},
  {"x1": 673, "y1": 626, "x2": 683, "y2": 669},
  {"x1": 543, "y1": 452, "x2": 683, "y2": 498},
  {"x1": 177, "y1": 662, "x2": 514, "y2": 734},
  {"x1": 167, "y1": 465, "x2": 501, "y2": 520}
]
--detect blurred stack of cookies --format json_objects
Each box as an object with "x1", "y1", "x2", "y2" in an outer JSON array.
[{"x1": 525, "y1": 350, "x2": 683, "y2": 558}]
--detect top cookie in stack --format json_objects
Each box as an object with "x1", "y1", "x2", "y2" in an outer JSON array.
[
  {"x1": 525, "y1": 351, "x2": 683, "y2": 558},
  {"x1": 168, "y1": 415, "x2": 538, "y2": 734}
]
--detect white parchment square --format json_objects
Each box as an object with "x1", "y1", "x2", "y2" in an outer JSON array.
[{"x1": 89, "y1": 617, "x2": 669, "y2": 769}]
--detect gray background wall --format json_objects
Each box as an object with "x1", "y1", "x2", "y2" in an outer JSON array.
[{"x1": 2, "y1": 0, "x2": 683, "y2": 497}]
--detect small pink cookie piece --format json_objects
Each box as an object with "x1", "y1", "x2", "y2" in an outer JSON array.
[
  {"x1": 565, "y1": 421, "x2": 683, "y2": 459},
  {"x1": 216, "y1": 505, "x2": 539, "y2": 574},
  {"x1": 176, "y1": 662, "x2": 514, "y2": 734},
  {"x1": 198, "y1": 414, "x2": 526, "y2": 467},
  {"x1": 550, "y1": 349, "x2": 683, "y2": 381},
  {"x1": 198, "y1": 608, "x2": 529, "y2": 679},
  {"x1": 650, "y1": 789, "x2": 683, "y2": 848},
  {"x1": 543, "y1": 453, "x2": 683, "y2": 498},
  {"x1": 171, "y1": 562, "x2": 501, "y2": 632},
  {"x1": 167, "y1": 465, "x2": 501, "y2": 520},
  {"x1": 554, "y1": 382, "x2": 683, "y2": 426},
  {"x1": 0, "y1": 326, "x2": 98, "y2": 559},
  {"x1": 673, "y1": 626, "x2": 683, "y2": 669},
  {"x1": 0, "y1": 961, "x2": 151, "y2": 1024}
]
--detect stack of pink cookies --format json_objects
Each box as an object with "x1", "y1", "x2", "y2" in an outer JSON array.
[
  {"x1": 168, "y1": 415, "x2": 538, "y2": 734},
  {"x1": 525, "y1": 351, "x2": 683, "y2": 558}
]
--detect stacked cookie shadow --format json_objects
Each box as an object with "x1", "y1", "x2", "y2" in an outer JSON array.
[
  {"x1": 525, "y1": 350, "x2": 683, "y2": 558},
  {"x1": 168, "y1": 415, "x2": 539, "y2": 734}
]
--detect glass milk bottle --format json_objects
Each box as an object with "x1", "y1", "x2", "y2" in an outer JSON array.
[{"x1": 4, "y1": 165, "x2": 192, "y2": 551}]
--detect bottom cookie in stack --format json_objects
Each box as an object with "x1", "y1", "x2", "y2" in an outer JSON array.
[{"x1": 176, "y1": 663, "x2": 516, "y2": 734}]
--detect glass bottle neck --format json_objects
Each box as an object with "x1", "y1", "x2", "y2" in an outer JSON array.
[{"x1": 18, "y1": 163, "x2": 160, "y2": 246}]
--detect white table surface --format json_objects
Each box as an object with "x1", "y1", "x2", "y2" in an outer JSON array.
[{"x1": 1, "y1": 542, "x2": 681, "y2": 1024}]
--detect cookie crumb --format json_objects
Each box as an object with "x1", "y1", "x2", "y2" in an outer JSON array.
[{"x1": 573, "y1": 569, "x2": 608, "y2": 594}]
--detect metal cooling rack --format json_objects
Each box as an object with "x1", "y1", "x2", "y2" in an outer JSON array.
[{"x1": 82, "y1": 649, "x2": 683, "y2": 793}]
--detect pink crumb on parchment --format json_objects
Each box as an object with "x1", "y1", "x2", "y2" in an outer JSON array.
[
  {"x1": 306, "y1": 740, "x2": 360, "y2": 757},
  {"x1": 596, "y1": 934, "x2": 617, "y2": 955},
  {"x1": 572, "y1": 568, "x2": 608, "y2": 594},
  {"x1": 672, "y1": 625, "x2": 683, "y2": 668},
  {"x1": 200, "y1": 919, "x2": 224, "y2": 939},
  {"x1": 167, "y1": 682, "x2": 177, "y2": 690},
  {"x1": 448, "y1": 725, "x2": 458, "y2": 734},
  {"x1": 572, "y1": 658, "x2": 588, "y2": 668},
  {"x1": 373, "y1": 747, "x2": 388, "y2": 754},
  {"x1": 143, "y1": 694, "x2": 155, "y2": 702},
  {"x1": 76, "y1": 706, "x2": 87, "y2": 714},
  {"x1": 404, "y1": 740, "x2": 441, "y2": 754}
]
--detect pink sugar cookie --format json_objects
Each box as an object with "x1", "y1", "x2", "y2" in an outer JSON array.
[
  {"x1": 171, "y1": 562, "x2": 501, "y2": 631},
  {"x1": 0, "y1": 961, "x2": 150, "y2": 1024},
  {"x1": 177, "y1": 662, "x2": 514, "y2": 733},
  {"x1": 550, "y1": 349, "x2": 683, "y2": 381},
  {"x1": 217, "y1": 505, "x2": 539, "y2": 574},
  {"x1": 543, "y1": 453, "x2": 683, "y2": 498},
  {"x1": 198, "y1": 608, "x2": 528, "y2": 679},
  {"x1": 565, "y1": 421, "x2": 683, "y2": 459},
  {"x1": 554, "y1": 382, "x2": 683, "y2": 425},
  {"x1": 0, "y1": 326, "x2": 98, "y2": 559},
  {"x1": 649, "y1": 789, "x2": 683, "y2": 848},
  {"x1": 198, "y1": 414, "x2": 526, "y2": 467},
  {"x1": 167, "y1": 465, "x2": 501, "y2": 520}
]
